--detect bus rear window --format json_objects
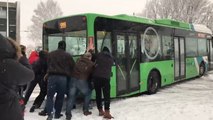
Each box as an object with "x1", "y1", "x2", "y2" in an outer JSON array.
[
  {"x1": 43, "y1": 16, "x2": 87, "y2": 56},
  {"x1": 45, "y1": 30, "x2": 87, "y2": 56}
]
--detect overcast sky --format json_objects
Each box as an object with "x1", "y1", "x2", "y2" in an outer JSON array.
[{"x1": 2, "y1": 0, "x2": 147, "y2": 31}]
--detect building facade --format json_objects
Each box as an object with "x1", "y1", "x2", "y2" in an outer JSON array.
[{"x1": 0, "y1": 1, "x2": 20, "y2": 43}]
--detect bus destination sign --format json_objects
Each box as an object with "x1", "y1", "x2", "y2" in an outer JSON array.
[{"x1": 59, "y1": 21, "x2": 67, "y2": 29}]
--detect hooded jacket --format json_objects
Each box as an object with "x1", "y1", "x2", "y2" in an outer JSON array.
[
  {"x1": 0, "y1": 34, "x2": 34, "y2": 120},
  {"x1": 92, "y1": 51, "x2": 114, "y2": 79},
  {"x1": 72, "y1": 56, "x2": 94, "y2": 80}
]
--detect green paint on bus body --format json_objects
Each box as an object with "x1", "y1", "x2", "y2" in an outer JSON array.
[
  {"x1": 110, "y1": 66, "x2": 117, "y2": 98},
  {"x1": 107, "y1": 57, "x2": 203, "y2": 98},
  {"x1": 83, "y1": 13, "x2": 191, "y2": 32},
  {"x1": 139, "y1": 60, "x2": 175, "y2": 92},
  {"x1": 85, "y1": 14, "x2": 95, "y2": 36},
  {"x1": 185, "y1": 58, "x2": 199, "y2": 79},
  {"x1": 155, "y1": 19, "x2": 191, "y2": 30}
]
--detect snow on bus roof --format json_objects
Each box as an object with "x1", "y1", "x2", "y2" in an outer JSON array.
[{"x1": 192, "y1": 24, "x2": 212, "y2": 34}]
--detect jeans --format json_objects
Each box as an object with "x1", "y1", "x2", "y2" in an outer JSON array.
[
  {"x1": 66, "y1": 77, "x2": 91, "y2": 116},
  {"x1": 46, "y1": 75, "x2": 67, "y2": 116}
]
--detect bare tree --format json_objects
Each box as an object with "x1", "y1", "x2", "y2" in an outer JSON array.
[
  {"x1": 138, "y1": 0, "x2": 213, "y2": 28},
  {"x1": 28, "y1": 0, "x2": 63, "y2": 46},
  {"x1": 201, "y1": 3, "x2": 213, "y2": 31}
]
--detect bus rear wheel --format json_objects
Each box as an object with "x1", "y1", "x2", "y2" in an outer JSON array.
[
  {"x1": 199, "y1": 63, "x2": 205, "y2": 77},
  {"x1": 147, "y1": 71, "x2": 160, "y2": 94}
]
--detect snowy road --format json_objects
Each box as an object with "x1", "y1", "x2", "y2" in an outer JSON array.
[{"x1": 25, "y1": 73, "x2": 213, "y2": 120}]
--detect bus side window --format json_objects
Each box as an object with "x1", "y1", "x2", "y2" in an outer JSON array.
[{"x1": 162, "y1": 36, "x2": 173, "y2": 59}]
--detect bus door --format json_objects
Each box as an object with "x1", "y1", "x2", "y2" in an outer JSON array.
[
  {"x1": 113, "y1": 32, "x2": 140, "y2": 96},
  {"x1": 174, "y1": 37, "x2": 186, "y2": 80},
  {"x1": 208, "y1": 39, "x2": 213, "y2": 70}
]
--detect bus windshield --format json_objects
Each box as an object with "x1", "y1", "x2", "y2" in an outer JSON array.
[{"x1": 43, "y1": 16, "x2": 87, "y2": 56}]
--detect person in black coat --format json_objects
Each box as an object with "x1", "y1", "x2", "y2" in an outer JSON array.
[
  {"x1": 0, "y1": 34, "x2": 34, "y2": 120},
  {"x1": 92, "y1": 47, "x2": 114, "y2": 119},
  {"x1": 18, "y1": 45, "x2": 32, "y2": 95},
  {"x1": 45, "y1": 41, "x2": 75, "y2": 120},
  {"x1": 24, "y1": 50, "x2": 48, "y2": 112},
  {"x1": 17, "y1": 44, "x2": 32, "y2": 115},
  {"x1": 19, "y1": 45, "x2": 32, "y2": 69}
]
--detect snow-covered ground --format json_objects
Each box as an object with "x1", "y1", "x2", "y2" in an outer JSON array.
[{"x1": 25, "y1": 73, "x2": 213, "y2": 120}]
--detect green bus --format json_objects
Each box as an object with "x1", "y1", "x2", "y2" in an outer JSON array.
[{"x1": 42, "y1": 13, "x2": 213, "y2": 97}]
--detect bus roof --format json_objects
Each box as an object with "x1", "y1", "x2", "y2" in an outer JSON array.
[
  {"x1": 192, "y1": 24, "x2": 212, "y2": 34},
  {"x1": 44, "y1": 13, "x2": 212, "y2": 34},
  {"x1": 155, "y1": 19, "x2": 191, "y2": 30}
]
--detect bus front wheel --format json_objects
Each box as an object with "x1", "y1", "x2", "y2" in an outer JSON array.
[{"x1": 147, "y1": 71, "x2": 160, "y2": 94}]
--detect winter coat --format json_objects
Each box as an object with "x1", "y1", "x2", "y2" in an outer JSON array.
[
  {"x1": 47, "y1": 49, "x2": 75, "y2": 77},
  {"x1": 72, "y1": 56, "x2": 94, "y2": 80},
  {"x1": 92, "y1": 51, "x2": 114, "y2": 79},
  {"x1": 0, "y1": 34, "x2": 34, "y2": 120},
  {"x1": 19, "y1": 54, "x2": 32, "y2": 69},
  {"x1": 18, "y1": 54, "x2": 32, "y2": 92},
  {"x1": 32, "y1": 51, "x2": 48, "y2": 83},
  {"x1": 32, "y1": 51, "x2": 48, "y2": 77},
  {"x1": 29, "y1": 51, "x2": 39, "y2": 64}
]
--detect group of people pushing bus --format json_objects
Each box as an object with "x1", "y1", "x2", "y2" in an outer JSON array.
[
  {"x1": 0, "y1": 34, "x2": 114, "y2": 120},
  {"x1": 27, "y1": 41, "x2": 114, "y2": 120}
]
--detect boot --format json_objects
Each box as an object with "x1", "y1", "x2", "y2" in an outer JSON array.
[
  {"x1": 54, "y1": 113, "x2": 63, "y2": 119},
  {"x1": 38, "y1": 110, "x2": 47, "y2": 116},
  {"x1": 46, "y1": 114, "x2": 53, "y2": 120},
  {"x1": 65, "y1": 113, "x2": 72, "y2": 120},
  {"x1": 83, "y1": 111, "x2": 92, "y2": 116},
  {"x1": 98, "y1": 109, "x2": 105, "y2": 116},
  {"x1": 29, "y1": 105, "x2": 36, "y2": 112},
  {"x1": 103, "y1": 110, "x2": 114, "y2": 119},
  {"x1": 66, "y1": 115, "x2": 72, "y2": 120}
]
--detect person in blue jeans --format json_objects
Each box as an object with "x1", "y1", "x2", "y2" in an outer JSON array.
[
  {"x1": 66, "y1": 52, "x2": 94, "y2": 120},
  {"x1": 46, "y1": 75, "x2": 67, "y2": 118},
  {"x1": 45, "y1": 41, "x2": 75, "y2": 120}
]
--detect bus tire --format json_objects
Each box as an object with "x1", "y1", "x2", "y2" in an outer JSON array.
[
  {"x1": 199, "y1": 62, "x2": 205, "y2": 77},
  {"x1": 147, "y1": 71, "x2": 160, "y2": 94}
]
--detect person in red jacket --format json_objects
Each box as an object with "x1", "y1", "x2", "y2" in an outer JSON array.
[{"x1": 29, "y1": 46, "x2": 42, "y2": 64}]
